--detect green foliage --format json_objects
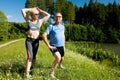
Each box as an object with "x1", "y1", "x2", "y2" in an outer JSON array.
[
  {"x1": 46, "y1": 0, "x2": 54, "y2": 15},
  {"x1": 0, "y1": 22, "x2": 27, "y2": 41},
  {"x1": 74, "y1": 0, "x2": 120, "y2": 34},
  {"x1": 0, "y1": 10, "x2": 7, "y2": 22},
  {"x1": 8, "y1": 22, "x2": 27, "y2": 39},
  {"x1": 66, "y1": 42, "x2": 120, "y2": 66},
  {"x1": 94, "y1": 28, "x2": 106, "y2": 42},
  {"x1": 65, "y1": 24, "x2": 88, "y2": 41},
  {"x1": 55, "y1": 0, "x2": 75, "y2": 22},
  {"x1": 65, "y1": 24, "x2": 119, "y2": 43},
  {"x1": 104, "y1": 26, "x2": 119, "y2": 43},
  {"x1": 0, "y1": 22, "x2": 9, "y2": 40},
  {"x1": 86, "y1": 24, "x2": 96, "y2": 41},
  {"x1": 25, "y1": 0, "x2": 46, "y2": 10}
]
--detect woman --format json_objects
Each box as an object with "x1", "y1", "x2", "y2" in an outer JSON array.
[{"x1": 21, "y1": 7, "x2": 50, "y2": 78}]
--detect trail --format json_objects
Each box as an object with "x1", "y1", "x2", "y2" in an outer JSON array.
[{"x1": 0, "y1": 39, "x2": 23, "y2": 48}]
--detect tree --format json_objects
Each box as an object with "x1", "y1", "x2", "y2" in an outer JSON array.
[
  {"x1": 106, "y1": 1, "x2": 120, "y2": 29},
  {"x1": 112, "y1": 0, "x2": 120, "y2": 29},
  {"x1": 25, "y1": 0, "x2": 46, "y2": 10},
  {"x1": 65, "y1": 1, "x2": 75, "y2": 23},
  {"x1": 25, "y1": 0, "x2": 37, "y2": 8},
  {"x1": 56, "y1": 0, "x2": 65, "y2": 13},
  {"x1": 46, "y1": 0, "x2": 54, "y2": 15},
  {"x1": 94, "y1": 3, "x2": 106, "y2": 28},
  {"x1": 0, "y1": 10, "x2": 7, "y2": 22},
  {"x1": 82, "y1": 3, "x2": 88, "y2": 24},
  {"x1": 74, "y1": 6, "x2": 81, "y2": 24},
  {"x1": 87, "y1": 0, "x2": 95, "y2": 24},
  {"x1": 55, "y1": 0, "x2": 75, "y2": 23}
]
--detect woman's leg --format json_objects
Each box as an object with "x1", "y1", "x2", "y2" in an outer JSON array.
[
  {"x1": 32, "y1": 39, "x2": 39, "y2": 68},
  {"x1": 25, "y1": 39, "x2": 33, "y2": 77}
]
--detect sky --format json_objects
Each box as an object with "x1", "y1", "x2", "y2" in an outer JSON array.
[{"x1": 0, "y1": 0, "x2": 120, "y2": 23}]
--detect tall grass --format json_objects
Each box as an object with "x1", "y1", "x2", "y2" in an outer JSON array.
[{"x1": 0, "y1": 39, "x2": 120, "y2": 80}]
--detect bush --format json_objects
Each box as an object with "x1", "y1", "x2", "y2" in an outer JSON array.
[
  {"x1": 66, "y1": 42, "x2": 120, "y2": 66},
  {"x1": 0, "y1": 22, "x2": 9, "y2": 41},
  {"x1": 86, "y1": 24, "x2": 96, "y2": 41},
  {"x1": 65, "y1": 24, "x2": 87, "y2": 41},
  {"x1": 0, "y1": 22, "x2": 27, "y2": 41}
]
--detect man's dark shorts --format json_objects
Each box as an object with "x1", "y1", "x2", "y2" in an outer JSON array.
[{"x1": 50, "y1": 46, "x2": 64, "y2": 57}]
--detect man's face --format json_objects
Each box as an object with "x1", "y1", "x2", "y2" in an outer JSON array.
[{"x1": 55, "y1": 13, "x2": 62, "y2": 23}]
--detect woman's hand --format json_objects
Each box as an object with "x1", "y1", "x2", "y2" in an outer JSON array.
[{"x1": 36, "y1": 7, "x2": 43, "y2": 13}]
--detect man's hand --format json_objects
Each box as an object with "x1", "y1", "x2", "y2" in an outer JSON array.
[{"x1": 49, "y1": 45, "x2": 57, "y2": 50}]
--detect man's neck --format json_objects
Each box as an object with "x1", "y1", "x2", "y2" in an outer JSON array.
[{"x1": 55, "y1": 22, "x2": 61, "y2": 26}]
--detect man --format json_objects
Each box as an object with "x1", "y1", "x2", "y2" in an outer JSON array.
[{"x1": 42, "y1": 12, "x2": 65, "y2": 78}]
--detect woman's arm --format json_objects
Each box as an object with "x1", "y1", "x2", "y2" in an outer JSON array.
[
  {"x1": 21, "y1": 8, "x2": 32, "y2": 22},
  {"x1": 37, "y1": 7, "x2": 50, "y2": 24}
]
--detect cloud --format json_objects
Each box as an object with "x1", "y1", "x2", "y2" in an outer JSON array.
[{"x1": 7, "y1": 15, "x2": 12, "y2": 19}]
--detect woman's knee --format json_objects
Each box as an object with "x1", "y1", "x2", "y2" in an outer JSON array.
[{"x1": 27, "y1": 56, "x2": 33, "y2": 62}]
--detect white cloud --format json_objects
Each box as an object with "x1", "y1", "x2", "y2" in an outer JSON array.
[{"x1": 7, "y1": 15, "x2": 12, "y2": 19}]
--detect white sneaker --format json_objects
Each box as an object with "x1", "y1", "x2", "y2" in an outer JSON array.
[
  {"x1": 26, "y1": 74, "x2": 32, "y2": 78},
  {"x1": 50, "y1": 72, "x2": 56, "y2": 79},
  {"x1": 59, "y1": 65, "x2": 65, "y2": 69}
]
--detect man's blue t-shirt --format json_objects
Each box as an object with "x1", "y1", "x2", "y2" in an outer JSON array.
[{"x1": 45, "y1": 24, "x2": 65, "y2": 47}]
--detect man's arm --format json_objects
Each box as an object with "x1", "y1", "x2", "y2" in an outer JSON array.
[
  {"x1": 64, "y1": 35, "x2": 65, "y2": 50},
  {"x1": 42, "y1": 32, "x2": 50, "y2": 48},
  {"x1": 42, "y1": 32, "x2": 56, "y2": 49}
]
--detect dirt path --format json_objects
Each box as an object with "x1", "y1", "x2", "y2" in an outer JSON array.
[{"x1": 0, "y1": 39, "x2": 23, "y2": 48}]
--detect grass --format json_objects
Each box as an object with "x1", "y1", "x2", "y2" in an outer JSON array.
[
  {"x1": 0, "y1": 39, "x2": 120, "y2": 80},
  {"x1": 0, "y1": 39, "x2": 14, "y2": 45},
  {"x1": 0, "y1": 38, "x2": 23, "y2": 45}
]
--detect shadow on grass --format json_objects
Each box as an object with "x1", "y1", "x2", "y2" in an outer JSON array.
[
  {"x1": 0, "y1": 61, "x2": 52, "y2": 79},
  {"x1": 0, "y1": 61, "x2": 25, "y2": 78}
]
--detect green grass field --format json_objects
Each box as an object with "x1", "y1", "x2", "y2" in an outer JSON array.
[{"x1": 0, "y1": 39, "x2": 120, "y2": 80}]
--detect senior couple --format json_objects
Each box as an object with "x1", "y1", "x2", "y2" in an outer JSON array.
[{"x1": 21, "y1": 7, "x2": 65, "y2": 79}]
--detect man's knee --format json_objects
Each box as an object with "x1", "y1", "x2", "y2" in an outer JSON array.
[{"x1": 54, "y1": 52, "x2": 61, "y2": 63}]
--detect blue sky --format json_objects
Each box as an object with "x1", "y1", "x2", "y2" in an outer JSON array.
[{"x1": 0, "y1": 0, "x2": 120, "y2": 23}]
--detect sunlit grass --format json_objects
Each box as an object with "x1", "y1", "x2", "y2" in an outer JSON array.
[
  {"x1": 0, "y1": 39, "x2": 15, "y2": 45},
  {"x1": 0, "y1": 39, "x2": 119, "y2": 80}
]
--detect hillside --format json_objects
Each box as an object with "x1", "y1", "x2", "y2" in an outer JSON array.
[{"x1": 0, "y1": 39, "x2": 119, "y2": 80}]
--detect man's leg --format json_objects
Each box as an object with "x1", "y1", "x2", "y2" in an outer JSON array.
[
  {"x1": 59, "y1": 57, "x2": 65, "y2": 69},
  {"x1": 58, "y1": 47, "x2": 65, "y2": 69},
  {"x1": 50, "y1": 52, "x2": 61, "y2": 78}
]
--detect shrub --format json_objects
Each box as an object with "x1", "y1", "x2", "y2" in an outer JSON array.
[
  {"x1": 66, "y1": 42, "x2": 120, "y2": 66},
  {"x1": 0, "y1": 22, "x2": 9, "y2": 41}
]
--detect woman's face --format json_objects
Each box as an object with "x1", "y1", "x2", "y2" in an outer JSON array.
[{"x1": 31, "y1": 9, "x2": 39, "y2": 20}]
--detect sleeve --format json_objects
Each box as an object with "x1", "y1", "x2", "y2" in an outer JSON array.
[
  {"x1": 45, "y1": 24, "x2": 52, "y2": 35},
  {"x1": 62, "y1": 25, "x2": 65, "y2": 34}
]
